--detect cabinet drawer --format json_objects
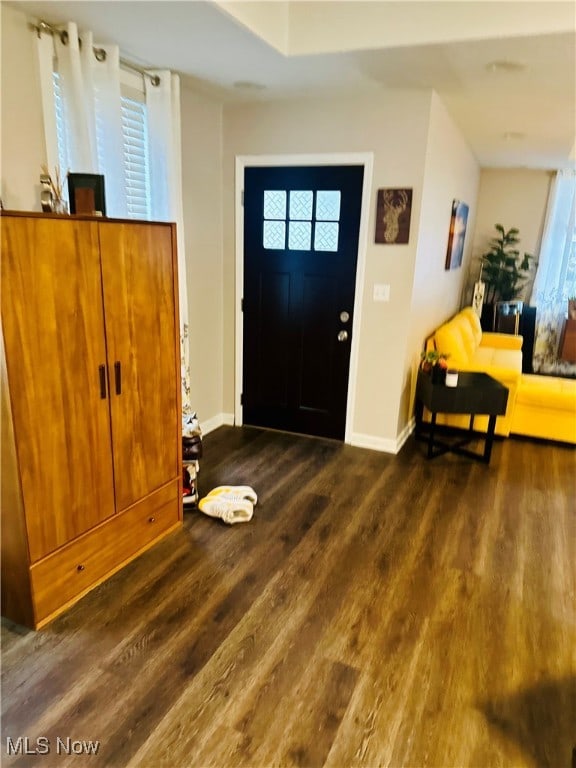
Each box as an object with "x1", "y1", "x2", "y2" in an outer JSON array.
[{"x1": 30, "y1": 481, "x2": 180, "y2": 626}]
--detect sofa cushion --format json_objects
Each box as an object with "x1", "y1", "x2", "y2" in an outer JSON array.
[
  {"x1": 516, "y1": 374, "x2": 576, "y2": 411},
  {"x1": 480, "y1": 332, "x2": 523, "y2": 351},
  {"x1": 511, "y1": 374, "x2": 576, "y2": 443},
  {"x1": 472, "y1": 346, "x2": 523, "y2": 373},
  {"x1": 461, "y1": 307, "x2": 483, "y2": 347},
  {"x1": 458, "y1": 316, "x2": 477, "y2": 361},
  {"x1": 434, "y1": 322, "x2": 469, "y2": 366}
]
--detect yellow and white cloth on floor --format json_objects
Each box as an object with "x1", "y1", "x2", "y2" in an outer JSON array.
[{"x1": 198, "y1": 486, "x2": 257, "y2": 525}]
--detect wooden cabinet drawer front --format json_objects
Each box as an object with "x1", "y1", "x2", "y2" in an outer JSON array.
[{"x1": 30, "y1": 481, "x2": 180, "y2": 625}]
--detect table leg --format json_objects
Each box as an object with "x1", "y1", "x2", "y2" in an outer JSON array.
[
  {"x1": 414, "y1": 398, "x2": 424, "y2": 437},
  {"x1": 483, "y1": 414, "x2": 497, "y2": 463},
  {"x1": 428, "y1": 412, "x2": 437, "y2": 459}
]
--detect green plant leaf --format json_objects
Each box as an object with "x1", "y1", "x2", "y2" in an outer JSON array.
[{"x1": 480, "y1": 224, "x2": 534, "y2": 302}]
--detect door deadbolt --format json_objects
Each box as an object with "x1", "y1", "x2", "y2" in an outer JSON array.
[{"x1": 339, "y1": 311, "x2": 350, "y2": 323}]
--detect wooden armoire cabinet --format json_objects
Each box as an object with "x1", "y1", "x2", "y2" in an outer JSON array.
[{"x1": 1, "y1": 212, "x2": 182, "y2": 629}]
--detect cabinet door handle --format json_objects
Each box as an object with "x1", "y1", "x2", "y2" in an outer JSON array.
[
  {"x1": 114, "y1": 361, "x2": 122, "y2": 395},
  {"x1": 99, "y1": 365, "x2": 107, "y2": 399}
]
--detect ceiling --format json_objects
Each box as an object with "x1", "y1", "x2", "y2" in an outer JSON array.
[{"x1": 10, "y1": 0, "x2": 576, "y2": 169}]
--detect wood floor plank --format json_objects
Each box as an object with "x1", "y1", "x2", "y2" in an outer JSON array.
[
  {"x1": 127, "y1": 457, "x2": 391, "y2": 767},
  {"x1": 1, "y1": 427, "x2": 574, "y2": 768}
]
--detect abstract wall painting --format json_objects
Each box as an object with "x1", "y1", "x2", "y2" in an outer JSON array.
[{"x1": 445, "y1": 199, "x2": 469, "y2": 270}]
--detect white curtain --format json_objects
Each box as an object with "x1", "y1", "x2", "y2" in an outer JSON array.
[
  {"x1": 145, "y1": 71, "x2": 191, "y2": 418},
  {"x1": 36, "y1": 27, "x2": 191, "y2": 417},
  {"x1": 36, "y1": 31, "x2": 60, "y2": 178},
  {"x1": 54, "y1": 23, "x2": 98, "y2": 172},
  {"x1": 36, "y1": 23, "x2": 127, "y2": 216},
  {"x1": 530, "y1": 170, "x2": 576, "y2": 374}
]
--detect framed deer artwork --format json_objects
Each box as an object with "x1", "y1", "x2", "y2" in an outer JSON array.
[{"x1": 375, "y1": 188, "x2": 412, "y2": 244}]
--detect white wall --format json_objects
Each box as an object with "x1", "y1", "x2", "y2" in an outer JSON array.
[
  {"x1": 287, "y1": 2, "x2": 574, "y2": 55},
  {"x1": 180, "y1": 87, "x2": 225, "y2": 430},
  {"x1": 464, "y1": 168, "x2": 552, "y2": 304},
  {"x1": 0, "y1": 4, "x2": 47, "y2": 210},
  {"x1": 404, "y1": 92, "x2": 480, "y2": 428},
  {"x1": 410, "y1": 92, "x2": 480, "y2": 348},
  {"x1": 223, "y1": 90, "x2": 477, "y2": 448},
  {"x1": 217, "y1": 2, "x2": 290, "y2": 54}
]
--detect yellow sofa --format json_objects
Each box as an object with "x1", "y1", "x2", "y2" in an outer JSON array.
[
  {"x1": 427, "y1": 306, "x2": 522, "y2": 436},
  {"x1": 425, "y1": 307, "x2": 576, "y2": 444},
  {"x1": 511, "y1": 375, "x2": 576, "y2": 444}
]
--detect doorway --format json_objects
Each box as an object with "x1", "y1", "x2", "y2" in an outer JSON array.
[{"x1": 240, "y1": 163, "x2": 366, "y2": 440}]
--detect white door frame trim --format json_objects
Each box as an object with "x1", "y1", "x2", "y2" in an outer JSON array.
[{"x1": 234, "y1": 152, "x2": 374, "y2": 443}]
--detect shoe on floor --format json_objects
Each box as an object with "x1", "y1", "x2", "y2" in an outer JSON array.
[
  {"x1": 206, "y1": 485, "x2": 258, "y2": 505},
  {"x1": 198, "y1": 496, "x2": 254, "y2": 525}
]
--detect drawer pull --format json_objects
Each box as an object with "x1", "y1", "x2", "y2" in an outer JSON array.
[
  {"x1": 77, "y1": 564, "x2": 85, "y2": 572},
  {"x1": 148, "y1": 516, "x2": 155, "y2": 523}
]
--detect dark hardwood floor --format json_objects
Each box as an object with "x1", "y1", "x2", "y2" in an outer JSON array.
[{"x1": 2, "y1": 426, "x2": 575, "y2": 768}]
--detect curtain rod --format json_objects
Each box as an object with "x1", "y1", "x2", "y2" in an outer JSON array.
[{"x1": 31, "y1": 20, "x2": 161, "y2": 86}]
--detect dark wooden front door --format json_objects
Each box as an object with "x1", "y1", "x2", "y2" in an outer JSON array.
[{"x1": 243, "y1": 165, "x2": 364, "y2": 439}]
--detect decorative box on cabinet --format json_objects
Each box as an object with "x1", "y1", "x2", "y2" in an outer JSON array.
[{"x1": 1, "y1": 212, "x2": 182, "y2": 629}]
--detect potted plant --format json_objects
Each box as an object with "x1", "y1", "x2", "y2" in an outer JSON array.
[
  {"x1": 480, "y1": 224, "x2": 535, "y2": 303},
  {"x1": 420, "y1": 350, "x2": 449, "y2": 383}
]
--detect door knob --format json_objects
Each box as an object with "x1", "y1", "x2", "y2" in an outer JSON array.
[{"x1": 337, "y1": 330, "x2": 348, "y2": 342}]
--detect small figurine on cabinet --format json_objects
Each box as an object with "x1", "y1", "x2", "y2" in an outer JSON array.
[
  {"x1": 40, "y1": 166, "x2": 66, "y2": 213},
  {"x1": 40, "y1": 174, "x2": 53, "y2": 212}
]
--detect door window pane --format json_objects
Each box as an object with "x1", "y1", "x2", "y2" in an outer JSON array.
[
  {"x1": 264, "y1": 220, "x2": 286, "y2": 249},
  {"x1": 289, "y1": 191, "x2": 313, "y2": 221},
  {"x1": 261, "y1": 188, "x2": 341, "y2": 252},
  {"x1": 289, "y1": 221, "x2": 312, "y2": 251},
  {"x1": 316, "y1": 191, "x2": 341, "y2": 221},
  {"x1": 314, "y1": 222, "x2": 339, "y2": 252},
  {"x1": 264, "y1": 190, "x2": 286, "y2": 220}
]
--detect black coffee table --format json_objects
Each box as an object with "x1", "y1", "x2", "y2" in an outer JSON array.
[{"x1": 414, "y1": 370, "x2": 509, "y2": 464}]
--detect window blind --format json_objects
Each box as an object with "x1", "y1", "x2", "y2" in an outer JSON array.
[
  {"x1": 53, "y1": 73, "x2": 151, "y2": 220},
  {"x1": 120, "y1": 95, "x2": 150, "y2": 220}
]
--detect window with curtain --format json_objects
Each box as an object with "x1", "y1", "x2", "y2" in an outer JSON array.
[
  {"x1": 531, "y1": 169, "x2": 576, "y2": 375},
  {"x1": 52, "y1": 70, "x2": 151, "y2": 219},
  {"x1": 36, "y1": 20, "x2": 192, "y2": 416}
]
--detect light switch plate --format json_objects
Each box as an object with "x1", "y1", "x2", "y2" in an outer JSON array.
[{"x1": 373, "y1": 283, "x2": 390, "y2": 302}]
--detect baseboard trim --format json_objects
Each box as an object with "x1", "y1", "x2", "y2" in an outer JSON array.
[
  {"x1": 349, "y1": 419, "x2": 415, "y2": 454},
  {"x1": 397, "y1": 419, "x2": 415, "y2": 451},
  {"x1": 201, "y1": 412, "x2": 235, "y2": 435},
  {"x1": 201, "y1": 415, "x2": 417, "y2": 452}
]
